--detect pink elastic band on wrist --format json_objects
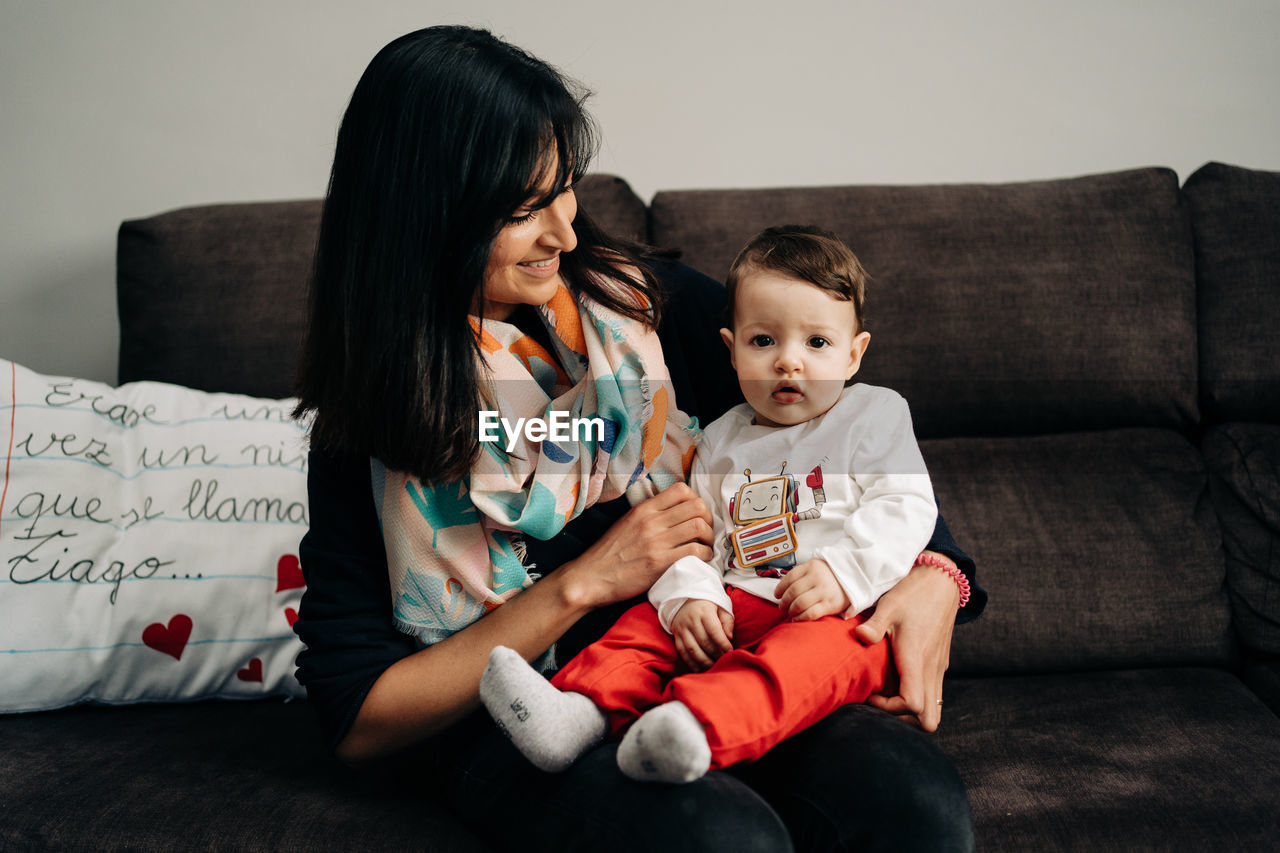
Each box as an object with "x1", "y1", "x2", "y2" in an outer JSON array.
[{"x1": 914, "y1": 552, "x2": 970, "y2": 608}]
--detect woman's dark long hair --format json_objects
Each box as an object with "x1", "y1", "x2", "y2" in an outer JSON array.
[{"x1": 294, "y1": 26, "x2": 661, "y2": 482}]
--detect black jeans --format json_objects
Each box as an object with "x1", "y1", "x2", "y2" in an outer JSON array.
[{"x1": 429, "y1": 703, "x2": 975, "y2": 853}]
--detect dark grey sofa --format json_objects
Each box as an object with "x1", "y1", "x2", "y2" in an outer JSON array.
[{"x1": 3, "y1": 163, "x2": 1278, "y2": 851}]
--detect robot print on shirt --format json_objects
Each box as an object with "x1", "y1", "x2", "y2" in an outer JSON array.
[{"x1": 726, "y1": 463, "x2": 826, "y2": 577}]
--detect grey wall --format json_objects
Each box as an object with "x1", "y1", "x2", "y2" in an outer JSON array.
[{"x1": 3, "y1": 0, "x2": 1278, "y2": 383}]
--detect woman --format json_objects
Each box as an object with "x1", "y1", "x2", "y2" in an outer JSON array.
[{"x1": 293, "y1": 25, "x2": 984, "y2": 852}]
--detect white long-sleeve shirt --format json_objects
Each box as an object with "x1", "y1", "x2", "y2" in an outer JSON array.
[{"x1": 649, "y1": 384, "x2": 937, "y2": 632}]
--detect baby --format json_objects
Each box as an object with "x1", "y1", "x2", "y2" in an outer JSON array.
[{"x1": 481, "y1": 225, "x2": 941, "y2": 783}]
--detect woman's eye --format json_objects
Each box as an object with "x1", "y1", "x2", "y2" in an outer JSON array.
[
  {"x1": 808, "y1": 337, "x2": 830, "y2": 349},
  {"x1": 750, "y1": 335, "x2": 774, "y2": 347},
  {"x1": 509, "y1": 209, "x2": 538, "y2": 225}
]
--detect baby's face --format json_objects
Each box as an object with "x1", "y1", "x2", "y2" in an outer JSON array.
[{"x1": 720, "y1": 271, "x2": 870, "y2": 428}]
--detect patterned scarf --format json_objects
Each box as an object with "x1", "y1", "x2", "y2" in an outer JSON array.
[{"x1": 375, "y1": 281, "x2": 700, "y2": 651}]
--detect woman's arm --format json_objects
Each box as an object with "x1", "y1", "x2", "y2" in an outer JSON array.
[
  {"x1": 854, "y1": 561, "x2": 959, "y2": 732},
  {"x1": 853, "y1": 514, "x2": 987, "y2": 731},
  {"x1": 296, "y1": 449, "x2": 713, "y2": 765}
]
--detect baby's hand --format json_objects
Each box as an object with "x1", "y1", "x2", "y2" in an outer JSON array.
[
  {"x1": 774, "y1": 559, "x2": 850, "y2": 621},
  {"x1": 671, "y1": 599, "x2": 734, "y2": 672}
]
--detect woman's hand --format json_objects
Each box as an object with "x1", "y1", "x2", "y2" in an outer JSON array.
[
  {"x1": 560, "y1": 483, "x2": 714, "y2": 609},
  {"x1": 336, "y1": 483, "x2": 711, "y2": 765},
  {"x1": 671, "y1": 599, "x2": 734, "y2": 671},
  {"x1": 774, "y1": 558, "x2": 850, "y2": 621},
  {"x1": 854, "y1": 553, "x2": 960, "y2": 732}
]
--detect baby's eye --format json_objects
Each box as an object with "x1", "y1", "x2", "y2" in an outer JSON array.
[
  {"x1": 750, "y1": 334, "x2": 774, "y2": 347},
  {"x1": 808, "y1": 336, "x2": 830, "y2": 349}
]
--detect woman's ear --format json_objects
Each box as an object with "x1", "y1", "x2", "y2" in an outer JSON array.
[
  {"x1": 719, "y1": 327, "x2": 736, "y2": 370},
  {"x1": 846, "y1": 331, "x2": 871, "y2": 379}
]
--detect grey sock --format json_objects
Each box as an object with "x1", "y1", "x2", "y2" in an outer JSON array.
[
  {"x1": 617, "y1": 700, "x2": 711, "y2": 784},
  {"x1": 479, "y1": 645, "x2": 607, "y2": 773}
]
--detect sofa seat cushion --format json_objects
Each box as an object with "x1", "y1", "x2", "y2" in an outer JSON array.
[
  {"x1": 1203, "y1": 423, "x2": 1280, "y2": 654},
  {"x1": 924, "y1": 428, "x2": 1233, "y2": 674},
  {"x1": 935, "y1": 668, "x2": 1280, "y2": 851},
  {"x1": 0, "y1": 700, "x2": 489, "y2": 852}
]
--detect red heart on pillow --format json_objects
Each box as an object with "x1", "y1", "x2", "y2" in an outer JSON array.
[
  {"x1": 142, "y1": 614, "x2": 193, "y2": 660},
  {"x1": 237, "y1": 658, "x2": 264, "y2": 683},
  {"x1": 276, "y1": 554, "x2": 305, "y2": 592},
  {"x1": 284, "y1": 607, "x2": 299, "y2": 627}
]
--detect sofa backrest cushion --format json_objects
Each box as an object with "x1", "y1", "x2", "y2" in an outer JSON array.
[
  {"x1": 117, "y1": 200, "x2": 319, "y2": 398},
  {"x1": 1184, "y1": 162, "x2": 1280, "y2": 425},
  {"x1": 650, "y1": 169, "x2": 1199, "y2": 439},
  {"x1": 932, "y1": 428, "x2": 1235, "y2": 675},
  {"x1": 115, "y1": 175, "x2": 648, "y2": 396},
  {"x1": 576, "y1": 174, "x2": 648, "y2": 243}
]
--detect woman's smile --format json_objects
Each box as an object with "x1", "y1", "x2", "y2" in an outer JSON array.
[
  {"x1": 480, "y1": 184, "x2": 578, "y2": 320},
  {"x1": 517, "y1": 255, "x2": 561, "y2": 277}
]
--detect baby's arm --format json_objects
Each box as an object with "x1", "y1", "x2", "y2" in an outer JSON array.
[
  {"x1": 648, "y1": 446, "x2": 733, "y2": 631},
  {"x1": 811, "y1": 389, "x2": 938, "y2": 616}
]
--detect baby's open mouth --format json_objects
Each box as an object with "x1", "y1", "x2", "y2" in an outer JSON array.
[{"x1": 771, "y1": 383, "x2": 803, "y2": 402}]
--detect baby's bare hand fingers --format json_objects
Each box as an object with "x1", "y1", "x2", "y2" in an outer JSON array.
[
  {"x1": 676, "y1": 632, "x2": 714, "y2": 671},
  {"x1": 789, "y1": 598, "x2": 824, "y2": 621},
  {"x1": 785, "y1": 585, "x2": 823, "y2": 618},
  {"x1": 775, "y1": 576, "x2": 803, "y2": 611},
  {"x1": 718, "y1": 609, "x2": 735, "y2": 643},
  {"x1": 702, "y1": 613, "x2": 732, "y2": 656},
  {"x1": 689, "y1": 619, "x2": 718, "y2": 659},
  {"x1": 792, "y1": 599, "x2": 842, "y2": 622},
  {"x1": 675, "y1": 642, "x2": 699, "y2": 671}
]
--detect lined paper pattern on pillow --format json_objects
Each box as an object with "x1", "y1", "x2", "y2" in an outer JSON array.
[{"x1": 0, "y1": 360, "x2": 309, "y2": 712}]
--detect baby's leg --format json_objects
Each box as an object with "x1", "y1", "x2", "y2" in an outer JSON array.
[
  {"x1": 616, "y1": 588, "x2": 789, "y2": 783},
  {"x1": 551, "y1": 600, "x2": 685, "y2": 732},
  {"x1": 479, "y1": 646, "x2": 607, "y2": 773},
  {"x1": 481, "y1": 601, "x2": 686, "y2": 772},
  {"x1": 672, "y1": 592, "x2": 891, "y2": 770},
  {"x1": 617, "y1": 588, "x2": 892, "y2": 781},
  {"x1": 616, "y1": 700, "x2": 711, "y2": 783}
]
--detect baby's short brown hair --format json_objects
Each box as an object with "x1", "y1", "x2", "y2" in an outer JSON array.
[{"x1": 724, "y1": 225, "x2": 869, "y2": 332}]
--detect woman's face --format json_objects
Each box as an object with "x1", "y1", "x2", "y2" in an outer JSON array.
[{"x1": 479, "y1": 184, "x2": 578, "y2": 321}]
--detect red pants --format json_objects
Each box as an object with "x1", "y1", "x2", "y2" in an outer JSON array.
[{"x1": 551, "y1": 587, "x2": 892, "y2": 770}]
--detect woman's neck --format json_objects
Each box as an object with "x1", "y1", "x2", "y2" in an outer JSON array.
[{"x1": 509, "y1": 304, "x2": 557, "y2": 360}]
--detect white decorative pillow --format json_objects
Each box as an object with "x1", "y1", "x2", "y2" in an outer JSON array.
[{"x1": 0, "y1": 360, "x2": 309, "y2": 712}]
